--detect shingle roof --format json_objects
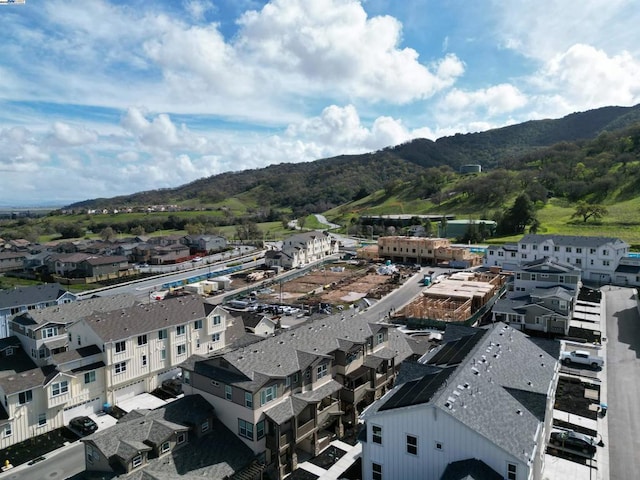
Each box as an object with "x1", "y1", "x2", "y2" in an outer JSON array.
[
  {"x1": 82, "y1": 295, "x2": 207, "y2": 342},
  {"x1": 0, "y1": 364, "x2": 58, "y2": 394},
  {"x1": 520, "y1": 256, "x2": 581, "y2": 273},
  {"x1": 0, "y1": 283, "x2": 69, "y2": 309},
  {"x1": 439, "y1": 458, "x2": 503, "y2": 480},
  {"x1": 519, "y1": 233, "x2": 628, "y2": 248},
  {"x1": 367, "y1": 322, "x2": 558, "y2": 465}
]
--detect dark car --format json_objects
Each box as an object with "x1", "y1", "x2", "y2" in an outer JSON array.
[
  {"x1": 69, "y1": 416, "x2": 98, "y2": 435},
  {"x1": 550, "y1": 430, "x2": 597, "y2": 456},
  {"x1": 161, "y1": 378, "x2": 183, "y2": 396}
]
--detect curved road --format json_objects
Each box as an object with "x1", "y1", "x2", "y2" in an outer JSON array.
[{"x1": 605, "y1": 286, "x2": 640, "y2": 480}]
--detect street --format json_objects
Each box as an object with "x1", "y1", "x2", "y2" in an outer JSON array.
[
  {"x1": 604, "y1": 286, "x2": 640, "y2": 480},
  {"x1": 0, "y1": 443, "x2": 84, "y2": 480}
]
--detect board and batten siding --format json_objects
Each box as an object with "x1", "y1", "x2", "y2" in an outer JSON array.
[{"x1": 361, "y1": 405, "x2": 528, "y2": 480}]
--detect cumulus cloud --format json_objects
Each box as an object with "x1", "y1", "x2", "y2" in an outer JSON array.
[
  {"x1": 48, "y1": 122, "x2": 98, "y2": 146},
  {"x1": 440, "y1": 84, "x2": 528, "y2": 117}
]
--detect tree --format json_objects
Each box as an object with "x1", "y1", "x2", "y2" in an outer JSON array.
[
  {"x1": 297, "y1": 216, "x2": 307, "y2": 230},
  {"x1": 439, "y1": 216, "x2": 448, "y2": 237},
  {"x1": 130, "y1": 225, "x2": 146, "y2": 236},
  {"x1": 498, "y1": 193, "x2": 537, "y2": 235},
  {"x1": 571, "y1": 202, "x2": 608, "y2": 223},
  {"x1": 100, "y1": 226, "x2": 116, "y2": 242}
]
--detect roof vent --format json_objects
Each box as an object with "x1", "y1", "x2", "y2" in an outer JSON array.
[{"x1": 516, "y1": 409, "x2": 523, "y2": 416}]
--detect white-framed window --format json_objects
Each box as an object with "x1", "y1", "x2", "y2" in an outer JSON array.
[
  {"x1": 225, "y1": 385, "x2": 232, "y2": 400},
  {"x1": 177, "y1": 433, "x2": 186, "y2": 444},
  {"x1": 137, "y1": 334, "x2": 147, "y2": 346},
  {"x1": 498, "y1": 251, "x2": 504, "y2": 257},
  {"x1": 317, "y1": 363, "x2": 328, "y2": 379},
  {"x1": 531, "y1": 274, "x2": 537, "y2": 281},
  {"x1": 158, "y1": 329, "x2": 167, "y2": 340},
  {"x1": 84, "y1": 371, "x2": 96, "y2": 384},
  {"x1": 42, "y1": 326, "x2": 58, "y2": 338},
  {"x1": 177, "y1": 344, "x2": 186, "y2": 356},
  {"x1": 603, "y1": 260, "x2": 610, "y2": 266},
  {"x1": 194, "y1": 319, "x2": 203, "y2": 330},
  {"x1": 132, "y1": 454, "x2": 142, "y2": 468},
  {"x1": 213, "y1": 315, "x2": 221, "y2": 326},
  {"x1": 257, "y1": 420, "x2": 265, "y2": 440},
  {"x1": 238, "y1": 419, "x2": 253, "y2": 440},
  {"x1": 245, "y1": 392, "x2": 253, "y2": 408},
  {"x1": 603, "y1": 249, "x2": 609, "y2": 256},
  {"x1": 522, "y1": 254, "x2": 527, "y2": 259},
  {"x1": 406, "y1": 434, "x2": 418, "y2": 455},
  {"x1": 141, "y1": 355, "x2": 147, "y2": 367},
  {"x1": 260, "y1": 385, "x2": 277, "y2": 405},
  {"x1": 376, "y1": 332, "x2": 384, "y2": 344},
  {"x1": 51, "y1": 380, "x2": 69, "y2": 397},
  {"x1": 372, "y1": 462, "x2": 382, "y2": 480},
  {"x1": 543, "y1": 245, "x2": 549, "y2": 251},
  {"x1": 566, "y1": 246, "x2": 572, "y2": 253},
  {"x1": 38, "y1": 413, "x2": 47, "y2": 426},
  {"x1": 115, "y1": 341, "x2": 126, "y2": 353},
  {"x1": 532, "y1": 244, "x2": 537, "y2": 250},
  {"x1": 507, "y1": 462, "x2": 517, "y2": 480},
  {"x1": 114, "y1": 361, "x2": 127, "y2": 374},
  {"x1": 372, "y1": 424, "x2": 382, "y2": 444},
  {"x1": 176, "y1": 325, "x2": 186, "y2": 336},
  {"x1": 161, "y1": 441, "x2": 170, "y2": 453},
  {"x1": 201, "y1": 421, "x2": 209, "y2": 433},
  {"x1": 18, "y1": 390, "x2": 32, "y2": 404},
  {"x1": 4, "y1": 424, "x2": 12, "y2": 438},
  {"x1": 211, "y1": 333, "x2": 220, "y2": 342},
  {"x1": 160, "y1": 349, "x2": 166, "y2": 360},
  {"x1": 576, "y1": 247, "x2": 582, "y2": 253}
]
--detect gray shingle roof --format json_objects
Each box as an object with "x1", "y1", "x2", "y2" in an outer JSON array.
[
  {"x1": 440, "y1": 458, "x2": 502, "y2": 480},
  {"x1": 0, "y1": 283, "x2": 69, "y2": 309},
  {"x1": 519, "y1": 233, "x2": 628, "y2": 248},
  {"x1": 82, "y1": 295, "x2": 207, "y2": 342},
  {"x1": 521, "y1": 256, "x2": 581, "y2": 273},
  {"x1": 368, "y1": 322, "x2": 558, "y2": 465}
]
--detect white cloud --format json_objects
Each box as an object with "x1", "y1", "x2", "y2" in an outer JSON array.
[
  {"x1": 48, "y1": 122, "x2": 98, "y2": 147},
  {"x1": 440, "y1": 84, "x2": 528, "y2": 117}
]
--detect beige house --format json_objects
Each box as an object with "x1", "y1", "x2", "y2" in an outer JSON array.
[{"x1": 378, "y1": 236, "x2": 482, "y2": 268}]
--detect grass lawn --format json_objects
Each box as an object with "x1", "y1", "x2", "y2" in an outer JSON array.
[{"x1": 0, "y1": 427, "x2": 79, "y2": 467}]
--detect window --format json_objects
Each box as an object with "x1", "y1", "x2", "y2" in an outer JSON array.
[
  {"x1": 603, "y1": 249, "x2": 609, "y2": 256},
  {"x1": 498, "y1": 251, "x2": 504, "y2": 257},
  {"x1": 260, "y1": 385, "x2": 277, "y2": 405},
  {"x1": 132, "y1": 455, "x2": 142, "y2": 468},
  {"x1": 521, "y1": 254, "x2": 527, "y2": 259},
  {"x1": 115, "y1": 341, "x2": 126, "y2": 353},
  {"x1": 84, "y1": 371, "x2": 96, "y2": 384},
  {"x1": 603, "y1": 260, "x2": 610, "y2": 266},
  {"x1": 507, "y1": 463, "x2": 517, "y2": 480},
  {"x1": 372, "y1": 462, "x2": 382, "y2": 480},
  {"x1": 201, "y1": 421, "x2": 209, "y2": 433},
  {"x1": 256, "y1": 420, "x2": 265, "y2": 440},
  {"x1": 530, "y1": 274, "x2": 537, "y2": 281},
  {"x1": 141, "y1": 355, "x2": 147, "y2": 367},
  {"x1": 213, "y1": 315, "x2": 221, "y2": 326},
  {"x1": 177, "y1": 433, "x2": 186, "y2": 444},
  {"x1": 372, "y1": 425, "x2": 382, "y2": 444},
  {"x1": 317, "y1": 363, "x2": 328, "y2": 379},
  {"x1": 225, "y1": 385, "x2": 232, "y2": 400},
  {"x1": 543, "y1": 245, "x2": 549, "y2": 251},
  {"x1": 406, "y1": 434, "x2": 418, "y2": 455},
  {"x1": 160, "y1": 349, "x2": 166, "y2": 360},
  {"x1": 4, "y1": 424, "x2": 12, "y2": 438},
  {"x1": 38, "y1": 413, "x2": 47, "y2": 426},
  {"x1": 554, "y1": 246, "x2": 560, "y2": 252},
  {"x1": 211, "y1": 333, "x2": 220, "y2": 342},
  {"x1": 520, "y1": 244, "x2": 527, "y2": 250},
  {"x1": 575, "y1": 258, "x2": 582, "y2": 265},
  {"x1": 51, "y1": 380, "x2": 69, "y2": 396},
  {"x1": 576, "y1": 247, "x2": 582, "y2": 253},
  {"x1": 245, "y1": 392, "x2": 253, "y2": 408},
  {"x1": 566, "y1": 247, "x2": 572, "y2": 253},
  {"x1": 176, "y1": 325, "x2": 186, "y2": 336},
  {"x1": 238, "y1": 419, "x2": 254, "y2": 440},
  {"x1": 77, "y1": 335, "x2": 81, "y2": 346},
  {"x1": 559, "y1": 275, "x2": 565, "y2": 283},
  {"x1": 532, "y1": 245, "x2": 537, "y2": 250},
  {"x1": 114, "y1": 361, "x2": 127, "y2": 374},
  {"x1": 435, "y1": 441, "x2": 443, "y2": 450},
  {"x1": 18, "y1": 390, "x2": 32, "y2": 404},
  {"x1": 137, "y1": 334, "x2": 147, "y2": 346},
  {"x1": 194, "y1": 319, "x2": 203, "y2": 330},
  {"x1": 161, "y1": 442, "x2": 170, "y2": 453},
  {"x1": 177, "y1": 344, "x2": 186, "y2": 356},
  {"x1": 158, "y1": 329, "x2": 167, "y2": 340},
  {"x1": 42, "y1": 326, "x2": 58, "y2": 338},
  {"x1": 376, "y1": 332, "x2": 384, "y2": 344}
]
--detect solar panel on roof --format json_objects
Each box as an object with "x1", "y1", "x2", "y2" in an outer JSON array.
[
  {"x1": 427, "y1": 330, "x2": 486, "y2": 366},
  {"x1": 380, "y1": 367, "x2": 456, "y2": 411}
]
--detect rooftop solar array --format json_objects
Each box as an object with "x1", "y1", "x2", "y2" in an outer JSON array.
[
  {"x1": 379, "y1": 366, "x2": 456, "y2": 411},
  {"x1": 427, "y1": 330, "x2": 486, "y2": 366}
]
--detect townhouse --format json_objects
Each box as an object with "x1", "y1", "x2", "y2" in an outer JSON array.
[
  {"x1": 360, "y1": 322, "x2": 559, "y2": 480},
  {"x1": 265, "y1": 231, "x2": 339, "y2": 269},
  {"x1": 377, "y1": 236, "x2": 483, "y2": 268},
  {"x1": 484, "y1": 234, "x2": 630, "y2": 283},
  {"x1": 180, "y1": 312, "x2": 428, "y2": 479},
  {"x1": 0, "y1": 283, "x2": 77, "y2": 339},
  {"x1": 67, "y1": 296, "x2": 234, "y2": 405}
]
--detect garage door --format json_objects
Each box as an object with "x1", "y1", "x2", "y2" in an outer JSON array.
[
  {"x1": 114, "y1": 380, "x2": 145, "y2": 403},
  {"x1": 63, "y1": 397, "x2": 103, "y2": 423}
]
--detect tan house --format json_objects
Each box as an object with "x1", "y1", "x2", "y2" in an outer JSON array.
[{"x1": 378, "y1": 236, "x2": 482, "y2": 268}]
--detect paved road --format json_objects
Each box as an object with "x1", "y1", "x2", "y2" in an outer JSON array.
[
  {"x1": 0, "y1": 443, "x2": 84, "y2": 480},
  {"x1": 605, "y1": 286, "x2": 640, "y2": 480}
]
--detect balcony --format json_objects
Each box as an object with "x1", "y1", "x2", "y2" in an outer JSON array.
[
  {"x1": 317, "y1": 399, "x2": 341, "y2": 427},
  {"x1": 342, "y1": 382, "x2": 368, "y2": 404},
  {"x1": 296, "y1": 418, "x2": 316, "y2": 440},
  {"x1": 266, "y1": 430, "x2": 292, "y2": 452}
]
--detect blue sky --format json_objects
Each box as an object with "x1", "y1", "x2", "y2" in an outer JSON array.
[{"x1": 0, "y1": 0, "x2": 639, "y2": 207}]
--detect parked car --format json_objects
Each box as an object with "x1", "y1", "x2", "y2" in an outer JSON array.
[
  {"x1": 161, "y1": 378, "x2": 183, "y2": 396},
  {"x1": 69, "y1": 416, "x2": 98, "y2": 435},
  {"x1": 549, "y1": 430, "x2": 597, "y2": 456},
  {"x1": 560, "y1": 349, "x2": 604, "y2": 368}
]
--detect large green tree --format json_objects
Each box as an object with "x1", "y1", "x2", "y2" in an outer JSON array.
[{"x1": 571, "y1": 202, "x2": 608, "y2": 223}]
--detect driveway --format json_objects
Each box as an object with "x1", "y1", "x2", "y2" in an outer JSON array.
[{"x1": 604, "y1": 286, "x2": 640, "y2": 480}]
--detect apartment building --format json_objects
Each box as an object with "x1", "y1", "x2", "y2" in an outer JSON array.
[
  {"x1": 377, "y1": 236, "x2": 482, "y2": 268},
  {"x1": 360, "y1": 323, "x2": 559, "y2": 480},
  {"x1": 0, "y1": 283, "x2": 77, "y2": 339},
  {"x1": 485, "y1": 234, "x2": 629, "y2": 283},
  {"x1": 180, "y1": 313, "x2": 427, "y2": 479},
  {"x1": 266, "y1": 231, "x2": 339, "y2": 269}
]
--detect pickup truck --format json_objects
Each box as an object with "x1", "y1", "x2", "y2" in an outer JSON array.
[{"x1": 560, "y1": 349, "x2": 604, "y2": 368}]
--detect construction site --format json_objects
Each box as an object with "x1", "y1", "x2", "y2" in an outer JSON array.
[{"x1": 400, "y1": 270, "x2": 509, "y2": 325}]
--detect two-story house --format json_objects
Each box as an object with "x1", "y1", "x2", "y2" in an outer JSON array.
[
  {"x1": 184, "y1": 234, "x2": 227, "y2": 254},
  {"x1": 0, "y1": 252, "x2": 26, "y2": 273},
  {"x1": 67, "y1": 296, "x2": 232, "y2": 405},
  {"x1": 360, "y1": 322, "x2": 559, "y2": 480},
  {"x1": 491, "y1": 257, "x2": 582, "y2": 335},
  {"x1": 266, "y1": 231, "x2": 339, "y2": 269},
  {"x1": 180, "y1": 313, "x2": 427, "y2": 479},
  {"x1": 0, "y1": 283, "x2": 77, "y2": 339},
  {"x1": 485, "y1": 234, "x2": 629, "y2": 283}
]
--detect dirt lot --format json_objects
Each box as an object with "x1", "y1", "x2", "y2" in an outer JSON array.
[{"x1": 554, "y1": 375, "x2": 600, "y2": 420}]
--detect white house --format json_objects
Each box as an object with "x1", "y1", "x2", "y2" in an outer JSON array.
[
  {"x1": 266, "y1": 231, "x2": 339, "y2": 269},
  {"x1": 484, "y1": 234, "x2": 629, "y2": 284},
  {"x1": 360, "y1": 322, "x2": 559, "y2": 480}
]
